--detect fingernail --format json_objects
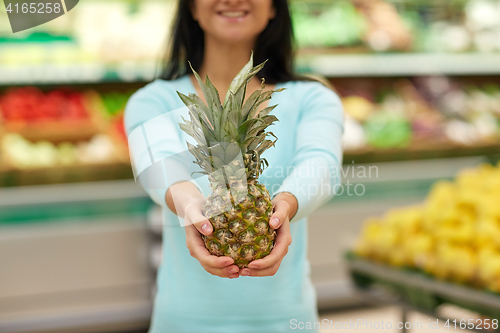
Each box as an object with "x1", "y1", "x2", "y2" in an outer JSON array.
[
  {"x1": 240, "y1": 270, "x2": 250, "y2": 276},
  {"x1": 229, "y1": 274, "x2": 239, "y2": 279},
  {"x1": 201, "y1": 223, "x2": 211, "y2": 235},
  {"x1": 270, "y1": 217, "x2": 279, "y2": 228},
  {"x1": 229, "y1": 267, "x2": 239, "y2": 274},
  {"x1": 248, "y1": 263, "x2": 258, "y2": 269},
  {"x1": 225, "y1": 260, "x2": 233, "y2": 267}
]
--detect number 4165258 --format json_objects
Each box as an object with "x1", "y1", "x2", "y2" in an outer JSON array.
[
  {"x1": 6, "y1": 2, "x2": 62, "y2": 14},
  {"x1": 444, "y1": 318, "x2": 498, "y2": 330}
]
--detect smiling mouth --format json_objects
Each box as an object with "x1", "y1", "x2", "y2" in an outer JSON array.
[{"x1": 218, "y1": 11, "x2": 248, "y2": 18}]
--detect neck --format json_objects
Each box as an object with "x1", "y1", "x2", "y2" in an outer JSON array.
[{"x1": 197, "y1": 36, "x2": 256, "y2": 93}]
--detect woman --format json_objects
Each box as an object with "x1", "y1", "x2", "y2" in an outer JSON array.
[{"x1": 125, "y1": 0, "x2": 344, "y2": 332}]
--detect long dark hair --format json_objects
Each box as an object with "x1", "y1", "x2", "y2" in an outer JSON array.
[{"x1": 160, "y1": 0, "x2": 297, "y2": 84}]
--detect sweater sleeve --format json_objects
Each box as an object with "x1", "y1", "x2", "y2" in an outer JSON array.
[
  {"x1": 272, "y1": 82, "x2": 344, "y2": 223},
  {"x1": 124, "y1": 82, "x2": 204, "y2": 208}
]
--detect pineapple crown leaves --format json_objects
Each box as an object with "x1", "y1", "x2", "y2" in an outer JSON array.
[{"x1": 177, "y1": 52, "x2": 284, "y2": 179}]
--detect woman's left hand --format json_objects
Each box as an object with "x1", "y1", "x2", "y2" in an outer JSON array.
[{"x1": 239, "y1": 194, "x2": 297, "y2": 277}]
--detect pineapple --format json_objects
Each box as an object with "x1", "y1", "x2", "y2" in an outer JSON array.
[{"x1": 177, "y1": 54, "x2": 284, "y2": 268}]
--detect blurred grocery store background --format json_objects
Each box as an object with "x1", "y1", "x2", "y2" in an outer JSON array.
[{"x1": 1, "y1": 0, "x2": 500, "y2": 332}]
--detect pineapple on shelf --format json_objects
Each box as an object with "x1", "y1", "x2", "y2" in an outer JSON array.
[{"x1": 177, "y1": 54, "x2": 284, "y2": 268}]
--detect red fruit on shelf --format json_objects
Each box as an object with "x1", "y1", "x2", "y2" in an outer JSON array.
[
  {"x1": 114, "y1": 114, "x2": 127, "y2": 143},
  {"x1": 0, "y1": 87, "x2": 91, "y2": 123}
]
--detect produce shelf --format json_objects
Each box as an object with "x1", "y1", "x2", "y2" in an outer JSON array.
[
  {"x1": 344, "y1": 142, "x2": 500, "y2": 164},
  {"x1": 0, "y1": 162, "x2": 134, "y2": 187},
  {"x1": 300, "y1": 53, "x2": 500, "y2": 77},
  {"x1": 0, "y1": 179, "x2": 151, "y2": 225},
  {"x1": 3, "y1": 52, "x2": 500, "y2": 85},
  {"x1": 345, "y1": 253, "x2": 500, "y2": 330},
  {"x1": 0, "y1": 142, "x2": 497, "y2": 188},
  {"x1": 0, "y1": 61, "x2": 158, "y2": 85},
  {"x1": 1, "y1": 120, "x2": 102, "y2": 143}
]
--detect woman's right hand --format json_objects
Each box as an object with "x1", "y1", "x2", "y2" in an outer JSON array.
[{"x1": 184, "y1": 200, "x2": 241, "y2": 279}]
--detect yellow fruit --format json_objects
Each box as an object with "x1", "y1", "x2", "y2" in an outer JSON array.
[
  {"x1": 342, "y1": 96, "x2": 374, "y2": 121},
  {"x1": 354, "y1": 163, "x2": 500, "y2": 289}
]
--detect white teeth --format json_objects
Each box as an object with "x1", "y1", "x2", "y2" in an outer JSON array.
[{"x1": 221, "y1": 11, "x2": 245, "y2": 18}]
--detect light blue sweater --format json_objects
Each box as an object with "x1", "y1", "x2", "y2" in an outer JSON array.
[{"x1": 125, "y1": 75, "x2": 344, "y2": 333}]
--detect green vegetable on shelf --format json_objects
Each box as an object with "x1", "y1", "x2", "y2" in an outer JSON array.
[
  {"x1": 364, "y1": 112, "x2": 412, "y2": 149},
  {"x1": 291, "y1": 0, "x2": 367, "y2": 48},
  {"x1": 100, "y1": 91, "x2": 134, "y2": 117}
]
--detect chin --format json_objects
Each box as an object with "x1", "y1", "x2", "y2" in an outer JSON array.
[{"x1": 216, "y1": 31, "x2": 257, "y2": 44}]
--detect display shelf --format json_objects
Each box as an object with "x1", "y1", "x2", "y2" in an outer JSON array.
[
  {"x1": 0, "y1": 143, "x2": 497, "y2": 188},
  {"x1": 345, "y1": 253, "x2": 500, "y2": 328},
  {"x1": 299, "y1": 52, "x2": 500, "y2": 77},
  {"x1": 0, "y1": 162, "x2": 134, "y2": 187},
  {"x1": 344, "y1": 142, "x2": 500, "y2": 164},
  {"x1": 2, "y1": 52, "x2": 500, "y2": 85},
  {"x1": 0, "y1": 179, "x2": 152, "y2": 225},
  {"x1": 1, "y1": 120, "x2": 102, "y2": 143},
  {"x1": 0, "y1": 61, "x2": 158, "y2": 85}
]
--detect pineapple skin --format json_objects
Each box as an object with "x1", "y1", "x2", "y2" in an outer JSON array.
[{"x1": 202, "y1": 180, "x2": 276, "y2": 268}]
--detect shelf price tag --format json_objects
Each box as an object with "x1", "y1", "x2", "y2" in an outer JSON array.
[{"x1": 3, "y1": 0, "x2": 79, "y2": 33}]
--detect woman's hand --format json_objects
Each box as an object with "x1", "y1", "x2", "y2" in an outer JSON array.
[
  {"x1": 184, "y1": 200, "x2": 241, "y2": 279},
  {"x1": 239, "y1": 193, "x2": 297, "y2": 277},
  {"x1": 166, "y1": 183, "x2": 240, "y2": 279}
]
